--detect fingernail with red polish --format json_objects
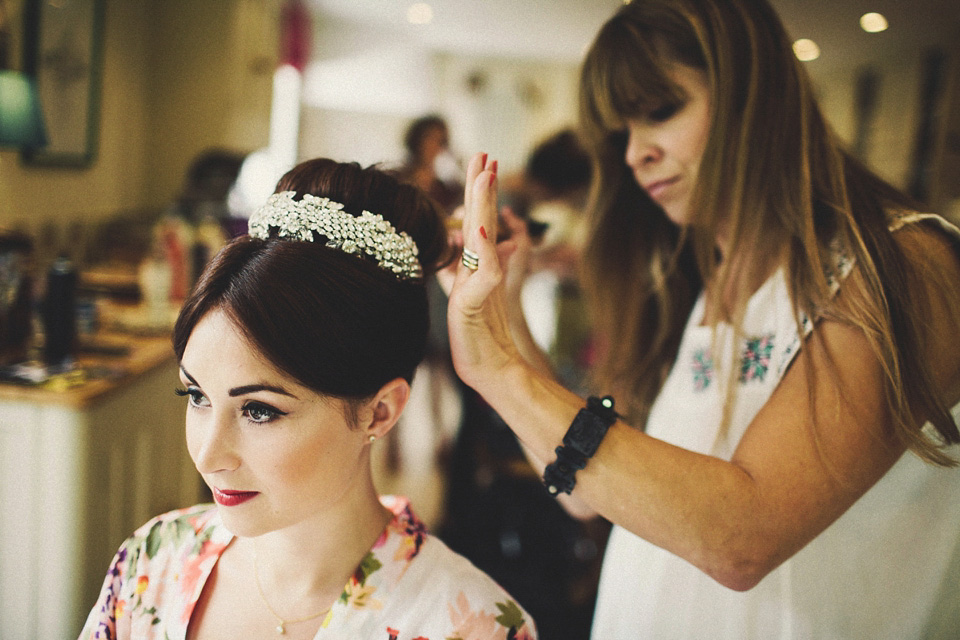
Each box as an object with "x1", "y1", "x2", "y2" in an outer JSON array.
[
  {"x1": 481, "y1": 152, "x2": 488, "y2": 166},
  {"x1": 491, "y1": 160, "x2": 498, "y2": 175},
  {"x1": 480, "y1": 226, "x2": 488, "y2": 239},
  {"x1": 489, "y1": 172, "x2": 496, "y2": 186}
]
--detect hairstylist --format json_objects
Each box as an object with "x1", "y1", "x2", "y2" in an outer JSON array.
[{"x1": 446, "y1": 1, "x2": 960, "y2": 638}]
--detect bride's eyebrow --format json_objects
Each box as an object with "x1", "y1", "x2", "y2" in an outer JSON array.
[
  {"x1": 180, "y1": 366, "x2": 199, "y2": 386},
  {"x1": 179, "y1": 366, "x2": 299, "y2": 400},
  {"x1": 228, "y1": 384, "x2": 298, "y2": 399}
]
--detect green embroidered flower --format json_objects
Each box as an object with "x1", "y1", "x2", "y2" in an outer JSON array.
[
  {"x1": 739, "y1": 334, "x2": 774, "y2": 382},
  {"x1": 692, "y1": 348, "x2": 713, "y2": 391}
]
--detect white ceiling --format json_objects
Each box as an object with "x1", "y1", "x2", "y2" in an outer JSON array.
[{"x1": 307, "y1": 0, "x2": 960, "y2": 71}]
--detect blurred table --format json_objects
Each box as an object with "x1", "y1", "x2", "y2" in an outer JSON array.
[{"x1": 0, "y1": 329, "x2": 205, "y2": 640}]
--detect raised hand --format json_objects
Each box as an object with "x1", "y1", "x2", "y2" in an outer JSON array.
[{"x1": 446, "y1": 152, "x2": 524, "y2": 392}]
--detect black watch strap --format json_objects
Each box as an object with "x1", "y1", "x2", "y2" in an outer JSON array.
[{"x1": 543, "y1": 396, "x2": 617, "y2": 495}]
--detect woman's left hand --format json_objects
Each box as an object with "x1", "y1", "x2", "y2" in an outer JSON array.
[{"x1": 446, "y1": 152, "x2": 524, "y2": 393}]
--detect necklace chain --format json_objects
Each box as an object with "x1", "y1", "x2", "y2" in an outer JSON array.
[{"x1": 253, "y1": 547, "x2": 330, "y2": 635}]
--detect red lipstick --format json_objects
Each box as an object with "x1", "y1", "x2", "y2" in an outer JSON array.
[{"x1": 213, "y1": 487, "x2": 259, "y2": 506}]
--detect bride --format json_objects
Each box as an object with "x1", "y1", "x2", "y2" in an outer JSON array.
[{"x1": 80, "y1": 158, "x2": 536, "y2": 640}]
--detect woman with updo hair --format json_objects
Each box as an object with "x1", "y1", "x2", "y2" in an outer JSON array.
[{"x1": 80, "y1": 158, "x2": 536, "y2": 640}]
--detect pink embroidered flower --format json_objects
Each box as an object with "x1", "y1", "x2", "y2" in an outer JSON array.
[
  {"x1": 394, "y1": 533, "x2": 421, "y2": 563},
  {"x1": 513, "y1": 626, "x2": 535, "y2": 640},
  {"x1": 447, "y1": 592, "x2": 502, "y2": 640}
]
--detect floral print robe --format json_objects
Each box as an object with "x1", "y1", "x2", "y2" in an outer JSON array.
[{"x1": 79, "y1": 496, "x2": 536, "y2": 640}]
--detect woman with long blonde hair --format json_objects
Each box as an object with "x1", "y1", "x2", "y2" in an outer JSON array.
[{"x1": 445, "y1": 0, "x2": 960, "y2": 637}]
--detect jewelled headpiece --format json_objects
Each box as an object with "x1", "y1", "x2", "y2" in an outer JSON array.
[{"x1": 248, "y1": 191, "x2": 423, "y2": 281}]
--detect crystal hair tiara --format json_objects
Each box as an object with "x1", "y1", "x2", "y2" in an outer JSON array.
[{"x1": 248, "y1": 191, "x2": 423, "y2": 281}]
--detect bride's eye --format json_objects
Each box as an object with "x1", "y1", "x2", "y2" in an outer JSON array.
[
  {"x1": 175, "y1": 387, "x2": 208, "y2": 408},
  {"x1": 242, "y1": 401, "x2": 287, "y2": 424}
]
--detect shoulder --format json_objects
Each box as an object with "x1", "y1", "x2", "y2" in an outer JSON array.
[
  {"x1": 417, "y1": 533, "x2": 513, "y2": 595},
  {"x1": 889, "y1": 215, "x2": 960, "y2": 324},
  {"x1": 375, "y1": 496, "x2": 538, "y2": 638},
  {"x1": 826, "y1": 211, "x2": 960, "y2": 408},
  {"x1": 400, "y1": 535, "x2": 538, "y2": 638},
  {"x1": 887, "y1": 212, "x2": 960, "y2": 276},
  {"x1": 79, "y1": 505, "x2": 224, "y2": 639},
  {"x1": 828, "y1": 211, "x2": 960, "y2": 312},
  {"x1": 888, "y1": 213, "x2": 960, "y2": 389}
]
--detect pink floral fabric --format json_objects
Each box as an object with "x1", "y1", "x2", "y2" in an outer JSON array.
[{"x1": 79, "y1": 496, "x2": 536, "y2": 640}]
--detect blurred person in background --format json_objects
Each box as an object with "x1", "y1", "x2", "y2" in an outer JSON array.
[{"x1": 395, "y1": 114, "x2": 464, "y2": 215}]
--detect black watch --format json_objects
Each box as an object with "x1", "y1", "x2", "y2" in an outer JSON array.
[{"x1": 543, "y1": 396, "x2": 617, "y2": 495}]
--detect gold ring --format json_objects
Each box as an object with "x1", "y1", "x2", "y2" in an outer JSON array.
[{"x1": 461, "y1": 248, "x2": 480, "y2": 271}]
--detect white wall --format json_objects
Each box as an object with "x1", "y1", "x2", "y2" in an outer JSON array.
[
  {"x1": 813, "y1": 57, "x2": 922, "y2": 190},
  {"x1": 807, "y1": 27, "x2": 960, "y2": 215},
  {"x1": 297, "y1": 12, "x2": 581, "y2": 174},
  {"x1": 297, "y1": 15, "x2": 437, "y2": 167},
  {"x1": 434, "y1": 53, "x2": 580, "y2": 175}
]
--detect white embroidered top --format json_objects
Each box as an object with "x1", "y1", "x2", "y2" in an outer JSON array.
[{"x1": 591, "y1": 213, "x2": 960, "y2": 639}]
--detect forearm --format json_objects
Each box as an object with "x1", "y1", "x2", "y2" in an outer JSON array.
[
  {"x1": 582, "y1": 422, "x2": 772, "y2": 588},
  {"x1": 448, "y1": 152, "x2": 908, "y2": 593},
  {"x1": 474, "y1": 359, "x2": 786, "y2": 589}
]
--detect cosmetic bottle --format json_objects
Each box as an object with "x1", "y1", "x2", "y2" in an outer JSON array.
[{"x1": 41, "y1": 255, "x2": 77, "y2": 368}]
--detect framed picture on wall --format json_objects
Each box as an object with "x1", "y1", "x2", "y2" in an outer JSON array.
[{"x1": 20, "y1": 0, "x2": 106, "y2": 167}]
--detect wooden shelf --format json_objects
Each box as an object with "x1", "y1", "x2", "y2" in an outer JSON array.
[{"x1": 0, "y1": 332, "x2": 176, "y2": 408}]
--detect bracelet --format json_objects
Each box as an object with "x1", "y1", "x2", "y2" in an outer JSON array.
[{"x1": 543, "y1": 395, "x2": 617, "y2": 496}]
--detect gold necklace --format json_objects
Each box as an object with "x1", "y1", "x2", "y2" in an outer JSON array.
[{"x1": 253, "y1": 548, "x2": 330, "y2": 635}]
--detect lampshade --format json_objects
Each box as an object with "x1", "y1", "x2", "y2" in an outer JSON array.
[{"x1": 0, "y1": 70, "x2": 47, "y2": 149}]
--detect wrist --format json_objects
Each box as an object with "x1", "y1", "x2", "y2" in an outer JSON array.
[
  {"x1": 543, "y1": 395, "x2": 618, "y2": 495},
  {"x1": 505, "y1": 297, "x2": 527, "y2": 331},
  {"x1": 469, "y1": 346, "x2": 531, "y2": 402}
]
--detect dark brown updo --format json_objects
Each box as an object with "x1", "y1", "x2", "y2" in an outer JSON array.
[{"x1": 173, "y1": 158, "x2": 453, "y2": 408}]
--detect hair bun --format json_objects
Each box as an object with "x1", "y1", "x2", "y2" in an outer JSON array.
[{"x1": 273, "y1": 158, "x2": 452, "y2": 279}]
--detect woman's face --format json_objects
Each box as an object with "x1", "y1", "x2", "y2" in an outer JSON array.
[
  {"x1": 180, "y1": 309, "x2": 371, "y2": 538},
  {"x1": 623, "y1": 64, "x2": 712, "y2": 227},
  {"x1": 418, "y1": 125, "x2": 449, "y2": 164}
]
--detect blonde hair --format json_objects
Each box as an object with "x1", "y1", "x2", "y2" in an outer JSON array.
[{"x1": 579, "y1": 0, "x2": 959, "y2": 465}]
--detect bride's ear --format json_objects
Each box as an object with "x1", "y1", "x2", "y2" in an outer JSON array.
[{"x1": 361, "y1": 378, "x2": 410, "y2": 442}]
